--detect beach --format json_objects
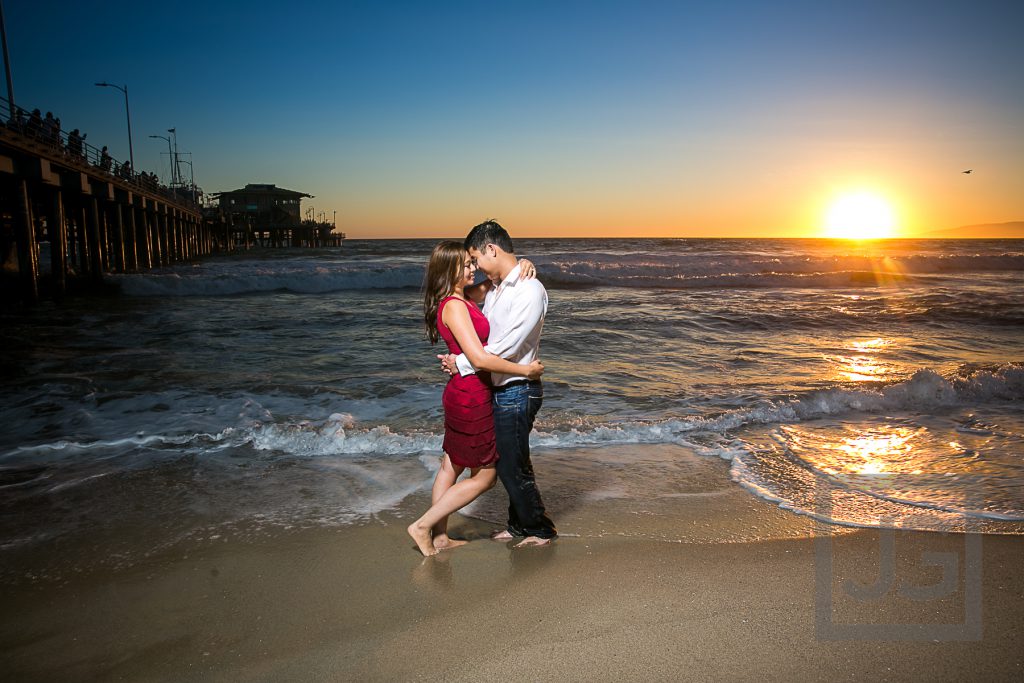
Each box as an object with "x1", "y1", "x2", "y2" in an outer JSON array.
[
  {"x1": 2, "y1": 238, "x2": 1023, "y2": 679},
  {"x1": 6, "y1": 0, "x2": 1024, "y2": 675},
  {"x1": 2, "y1": 444, "x2": 1022, "y2": 681}
]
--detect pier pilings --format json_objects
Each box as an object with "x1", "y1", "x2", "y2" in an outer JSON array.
[{"x1": 1, "y1": 120, "x2": 227, "y2": 305}]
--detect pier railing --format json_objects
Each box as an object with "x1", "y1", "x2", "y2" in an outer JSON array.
[
  {"x1": 0, "y1": 103, "x2": 222, "y2": 305},
  {"x1": 0, "y1": 95, "x2": 199, "y2": 207}
]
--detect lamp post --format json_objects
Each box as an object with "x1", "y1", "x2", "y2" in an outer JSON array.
[
  {"x1": 176, "y1": 155, "x2": 196, "y2": 202},
  {"x1": 0, "y1": 0, "x2": 16, "y2": 111},
  {"x1": 167, "y1": 127, "x2": 179, "y2": 186},
  {"x1": 95, "y1": 82, "x2": 134, "y2": 170},
  {"x1": 148, "y1": 134, "x2": 172, "y2": 185}
]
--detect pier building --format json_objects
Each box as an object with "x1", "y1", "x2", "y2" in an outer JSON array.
[{"x1": 214, "y1": 183, "x2": 344, "y2": 249}]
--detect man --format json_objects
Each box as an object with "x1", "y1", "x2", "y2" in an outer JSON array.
[{"x1": 440, "y1": 220, "x2": 556, "y2": 546}]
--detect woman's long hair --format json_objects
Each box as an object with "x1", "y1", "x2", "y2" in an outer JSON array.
[{"x1": 423, "y1": 241, "x2": 467, "y2": 344}]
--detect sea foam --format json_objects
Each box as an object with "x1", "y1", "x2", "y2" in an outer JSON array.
[{"x1": 5, "y1": 364, "x2": 1020, "y2": 461}]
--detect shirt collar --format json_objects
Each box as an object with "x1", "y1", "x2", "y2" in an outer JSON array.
[{"x1": 497, "y1": 263, "x2": 522, "y2": 290}]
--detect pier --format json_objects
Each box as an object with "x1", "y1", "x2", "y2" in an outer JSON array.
[
  {"x1": 0, "y1": 97, "x2": 216, "y2": 305},
  {"x1": 0, "y1": 98, "x2": 345, "y2": 307}
]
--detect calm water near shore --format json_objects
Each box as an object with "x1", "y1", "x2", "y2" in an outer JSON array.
[{"x1": 2, "y1": 238, "x2": 1023, "y2": 579}]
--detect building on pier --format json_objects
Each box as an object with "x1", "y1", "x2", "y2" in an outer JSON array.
[{"x1": 213, "y1": 183, "x2": 344, "y2": 248}]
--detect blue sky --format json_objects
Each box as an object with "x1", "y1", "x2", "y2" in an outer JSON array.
[{"x1": 7, "y1": 1, "x2": 1023, "y2": 236}]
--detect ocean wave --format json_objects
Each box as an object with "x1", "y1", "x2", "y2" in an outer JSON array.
[
  {"x1": 3, "y1": 364, "x2": 1021, "y2": 540},
  {"x1": 108, "y1": 249, "x2": 1024, "y2": 297},
  {"x1": 212, "y1": 363, "x2": 1024, "y2": 457},
  {"x1": 245, "y1": 416, "x2": 442, "y2": 456},
  {"x1": 540, "y1": 264, "x2": 1023, "y2": 291},
  {"x1": 532, "y1": 250, "x2": 1024, "y2": 289},
  {"x1": 6, "y1": 364, "x2": 1019, "y2": 462},
  {"x1": 110, "y1": 262, "x2": 426, "y2": 296}
]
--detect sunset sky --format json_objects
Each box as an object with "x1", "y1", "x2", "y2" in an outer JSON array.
[{"x1": 8, "y1": 1, "x2": 1023, "y2": 238}]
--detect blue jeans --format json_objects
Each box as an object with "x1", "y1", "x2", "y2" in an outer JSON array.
[{"x1": 492, "y1": 380, "x2": 556, "y2": 539}]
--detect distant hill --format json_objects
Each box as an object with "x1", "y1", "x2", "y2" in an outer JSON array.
[{"x1": 918, "y1": 221, "x2": 1024, "y2": 238}]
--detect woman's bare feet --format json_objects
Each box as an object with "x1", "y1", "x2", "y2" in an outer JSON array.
[
  {"x1": 407, "y1": 523, "x2": 438, "y2": 556},
  {"x1": 489, "y1": 529, "x2": 514, "y2": 541},
  {"x1": 433, "y1": 535, "x2": 468, "y2": 551}
]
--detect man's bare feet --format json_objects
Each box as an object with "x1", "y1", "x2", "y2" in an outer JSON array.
[
  {"x1": 489, "y1": 529, "x2": 514, "y2": 541},
  {"x1": 515, "y1": 536, "x2": 553, "y2": 548},
  {"x1": 407, "y1": 523, "x2": 438, "y2": 556},
  {"x1": 433, "y1": 535, "x2": 468, "y2": 551}
]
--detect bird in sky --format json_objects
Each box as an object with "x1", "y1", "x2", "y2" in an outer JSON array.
[{"x1": 962, "y1": 169, "x2": 973, "y2": 174}]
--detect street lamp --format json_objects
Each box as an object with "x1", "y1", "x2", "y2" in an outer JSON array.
[
  {"x1": 176, "y1": 155, "x2": 196, "y2": 202},
  {"x1": 95, "y1": 82, "x2": 134, "y2": 170},
  {"x1": 167, "y1": 127, "x2": 179, "y2": 186},
  {"x1": 1, "y1": 0, "x2": 17, "y2": 110}
]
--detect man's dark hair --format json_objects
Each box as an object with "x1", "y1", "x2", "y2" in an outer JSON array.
[{"x1": 464, "y1": 219, "x2": 514, "y2": 254}]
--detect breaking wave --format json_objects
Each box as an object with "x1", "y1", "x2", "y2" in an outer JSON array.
[{"x1": 109, "y1": 249, "x2": 1024, "y2": 297}]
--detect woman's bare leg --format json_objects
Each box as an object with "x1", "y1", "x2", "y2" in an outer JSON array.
[
  {"x1": 408, "y1": 467, "x2": 497, "y2": 556},
  {"x1": 430, "y1": 455, "x2": 462, "y2": 549}
]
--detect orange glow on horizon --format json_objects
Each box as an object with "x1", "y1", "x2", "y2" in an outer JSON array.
[{"x1": 325, "y1": 180, "x2": 1018, "y2": 239}]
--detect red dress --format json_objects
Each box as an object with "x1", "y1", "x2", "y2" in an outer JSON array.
[{"x1": 438, "y1": 296, "x2": 498, "y2": 468}]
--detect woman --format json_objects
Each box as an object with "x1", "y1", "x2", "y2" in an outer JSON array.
[{"x1": 408, "y1": 241, "x2": 544, "y2": 556}]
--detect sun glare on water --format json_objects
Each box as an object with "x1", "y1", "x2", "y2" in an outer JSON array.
[{"x1": 823, "y1": 192, "x2": 897, "y2": 239}]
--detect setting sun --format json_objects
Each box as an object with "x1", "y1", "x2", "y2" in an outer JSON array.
[{"x1": 823, "y1": 192, "x2": 898, "y2": 239}]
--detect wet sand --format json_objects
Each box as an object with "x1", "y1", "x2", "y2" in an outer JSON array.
[{"x1": 2, "y1": 446, "x2": 1022, "y2": 681}]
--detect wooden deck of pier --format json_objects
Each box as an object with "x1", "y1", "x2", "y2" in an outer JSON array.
[{"x1": 1, "y1": 120, "x2": 218, "y2": 305}]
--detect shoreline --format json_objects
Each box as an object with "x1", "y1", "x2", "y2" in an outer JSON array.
[
  {"x1": 2, "y1": 514, "x2": 1021, "y2": 681},
  {"x1": 2, "y1": 444, "x2": 1022, "y2": 681}
]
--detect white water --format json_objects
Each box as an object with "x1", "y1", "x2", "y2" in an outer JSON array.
[{"x1": 2, "y1": 238, "x2": 1023, "y2": 569}]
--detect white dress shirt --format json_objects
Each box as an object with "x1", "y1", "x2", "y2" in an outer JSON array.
[{"x1": 454, "y1": 263, "x2": 547, "y2": 387}]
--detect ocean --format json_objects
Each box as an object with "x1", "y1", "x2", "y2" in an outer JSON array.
[{"x1": 2, "y1": 237, "x2": 1022, "y2": 577}]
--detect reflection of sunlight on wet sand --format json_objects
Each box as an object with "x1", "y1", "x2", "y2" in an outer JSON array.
[
  {"x1": 839, "y1": 429, "x2": 918, "y2": 475},
  {"x1": 787, "y1": 424, "x2": 922, "y2": 476},
  {"x1": 831, "y1": 337, "x2": 896, "y2": 382},
  {"x1": 783, "y1": 421, "x2": 999, "y2": 481},
  {"x1": 754, "y1": 413, "x2": 1024, "y2": 531}
]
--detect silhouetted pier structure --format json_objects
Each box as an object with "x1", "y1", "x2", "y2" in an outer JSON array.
[
  {"x1": 214, "y1": 184, "x2": 345, "y2": 249},
  {"x1": 0, "y1": 96, "x2": 218, "y2": 304},
  {"x1": 0, "y1": 99, "x2": 347, "y2": 306}
]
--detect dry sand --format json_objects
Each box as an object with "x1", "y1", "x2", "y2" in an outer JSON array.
[{"x1": 2, "y1": 445, "x2": 1022, "y2": 681}]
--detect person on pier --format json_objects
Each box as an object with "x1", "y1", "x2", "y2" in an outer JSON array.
[
  {"x1": 6, "y1": 109, "x2": 25, "y2": 132},
  {"x1": 26, "y1": 109, "x2": 42, "y2": 139},
  {"x1": 41, "y1": 112, "x2": 54, "y2": 143},
  {"x1": 67, "y1": 129, "x2": 84, "y2": 158}
]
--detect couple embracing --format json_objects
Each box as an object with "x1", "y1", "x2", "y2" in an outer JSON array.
[{"x1": 407, "y1": 220, "x2": 556, "y2": 556}]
